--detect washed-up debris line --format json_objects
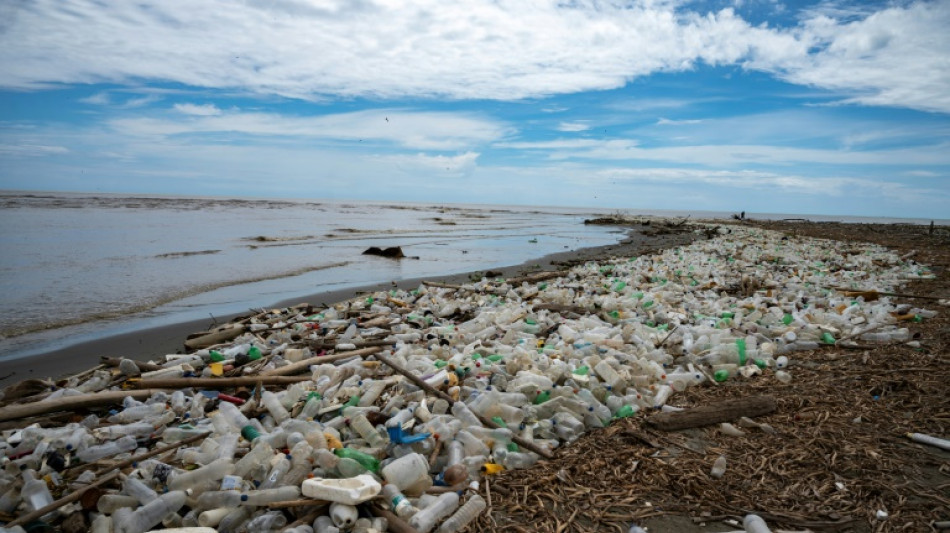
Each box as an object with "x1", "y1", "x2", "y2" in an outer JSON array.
[{"x1": 0, "y1": 224, "x2": 944, "y2": 533}]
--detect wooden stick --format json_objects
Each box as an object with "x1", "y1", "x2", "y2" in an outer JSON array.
[
  {"x1": 833, "y1": 287, "x2": 942, "y2": 301},
  {"x1": 266, "y1": 498, "x2": 330, "y2": 508},
  {"x1": 261, "y1": 346, "x2": 384, "y2": 376},
  {"x1": 0, "y1": 389, "x2": 167, "y2": 423},
  {"x1": 369, "y1": 504, "x2": 420, "y2": 533},
  {"x1": 308, "y1": 339, "x2": 395, "y2": 350},
  {"x1": 184, "y1": 324, "x2": 246, "y2": 349},
  {"x1": 506, "y1": 271, "x2": 569, "y2": 285},
  {"x1": 373, "y1": 352, "x2": 553, "y2": 459},
  {"x1": 6, "y1": 470, "x2": 122, "y2": 528},
  {"x1": 134, "y1": 375, "x2": 312, "y2": 389},
  {"x1": 422, "y1": 281, "x2": 464, "y2": 290},
  {"x1": 646, "y1": 395, "x2": 777, "y2": 431}
]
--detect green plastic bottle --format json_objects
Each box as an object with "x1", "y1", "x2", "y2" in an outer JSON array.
[
  {"x1": 714, "y1": 369, "x2": 730, "y2": 382},
  {"x1": 209, "y1": 350, "x2": 225, "y2": 362},
  {"x1": 612, "y1": 405, "x2": 637, "y2": 419},
  {"x1": 533, "y1": 390, "x2": 550, "y2": 405},
  {"x1": 247, "y1": 346, "x2": 262, "y2": 360},
  {"x1": 333, "y1": 448, "x2": 380, "y2": 473},
  {"x1": 736, "y1": 338, "x2": 747, "y2": 366}
]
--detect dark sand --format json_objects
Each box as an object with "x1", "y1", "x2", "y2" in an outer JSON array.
[{"x1": 0, "y1": 225, "x2": 696, "y2": 387}]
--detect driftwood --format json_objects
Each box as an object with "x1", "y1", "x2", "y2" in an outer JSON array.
[
  {"x1": 134, "y1": 375, "x2": 313, "y2": 389},
  {"x1": 260, "y1": 346, "x2": 384, "y2": 376},
  {"x1": 308, "y1": 339, "x2": 395, "y2": 350},
  {"x1": 646, "y1": 395, "x2": 777, "y2": 431},
  {"x1": 184, "y1": 324, "x2": 246, "y2": 350},
  {"x1": 833, "y1": 287, "x2": 942, "y2": 301},
  {"x1": 506, "y1": 270, "x2": 569, "y2": 285},
  {"x1": 373, "y1": 352, "x2": 553, "y2": 459},
  {"x1": 0, "y1": 389, "x2": 167, "y2": 423}
]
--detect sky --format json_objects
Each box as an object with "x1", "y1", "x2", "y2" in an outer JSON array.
[{"x1": 0, "y1": 0, "x2": 948, "y2": 219}]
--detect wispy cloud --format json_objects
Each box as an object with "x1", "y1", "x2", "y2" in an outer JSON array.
[
  {"x1": 556, "y1": 121, "x2": 591, "y2": 132},
  {"x1": 0, "y1": 143, "x2": 69, "y2": 157},
  {"x1": 657, "y1": 117, "x2": 704, "y2": 125},
  {"x1": 109, "y1": 109, "x2": 511, "y2": 151},
  {"x1": 174, "y1": 103, "x2": 222, "y2": 116},
  {"x1": 2, "y1": 1, "x2": 947, "y2": 112}
]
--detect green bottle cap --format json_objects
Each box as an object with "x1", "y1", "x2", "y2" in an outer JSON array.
[
  {"x1": 241, "y1": 425, "x2": 260, "y2": 441},
  {"x1": 491, "y1": 416, "x2": 507, "y2": 427},
  {"x1": 573, "y1": 365, "x2": 589, "y2": 376}
]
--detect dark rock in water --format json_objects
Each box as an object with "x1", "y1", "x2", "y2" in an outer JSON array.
[{"x1": 363, "y1": 246, "x2": 405, "y2": 258}]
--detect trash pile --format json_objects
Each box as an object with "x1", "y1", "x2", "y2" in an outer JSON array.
[{"x1": 0, "y1": 224, "x2": 940, "y2": 533}]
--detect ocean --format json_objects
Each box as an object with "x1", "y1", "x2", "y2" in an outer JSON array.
[{"x1": 1, "y1": 191, "x2": 943, "y2": 362}]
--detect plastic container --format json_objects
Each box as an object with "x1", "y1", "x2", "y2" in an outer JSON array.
[
  {"x1": 301, "y1": 475, "x2": 381, "y2": 505},
  {"x1": 329, "y1": 502, "x2": 358, "y2": 529},
  {"x1": 381, "y1": 453, "x2": 432, "y2": 495}
]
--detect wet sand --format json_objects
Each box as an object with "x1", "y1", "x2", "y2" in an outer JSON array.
[{"x1": 0, "y1": 225, "x2": 696, "y2": 387}]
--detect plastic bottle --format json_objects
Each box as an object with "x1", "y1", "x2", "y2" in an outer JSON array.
[
  {"x1": 78, "y1": 435, "x2": 137, "y2": 463},
  {"x1": 113, "y1": 490, "x2": 186, "y2": 533},
  {"x1": 349, "y1": 413, "x2": 388, "y2": 448},
  {"x1": 20, "y1": 469, "x2": 53, "y2": 514},
  {"x1": 381, "y1": 453, "x2": 431, "y2": 495},
  {"x1": 168, "y1": 457, "x2": 233, "y2": 491},
  {"x1": 122, "y1": 475, "x2": 159, "y2": 504},
  {"x1": 436, "y1": 494, "x2": 486, "y2": 533},
  {"x1": 382, "y1": 483, "x2": 417, "y2": 518},
  {"x1": 710, "y1": 455, "x2": 727, "y2": 478},
  {"x1": 409, "y1": 491, "x2": 460, "y2": 533},
  {"x1": 245, "y1": 510, "x2": 287, "y2": 531},
  {"x1": 241, "y1": 485, "x2": 300, "y2": 506},
  {"x1": 197, "y1": 507, "x2": 234, "y2": 528},
  {"x1": 261, "y1": 391, "x2": 291, "y2": 425},
  {"x1": 232, "y1": 441, "x2": 274, "y2": 478},
  {"x1": 743, "y1": 513, "x2": 773, "y2": 533}
]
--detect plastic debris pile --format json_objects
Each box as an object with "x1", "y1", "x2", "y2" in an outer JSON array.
[{"x1": 0, "y1": 225, "x2": 939, "y2": 533}]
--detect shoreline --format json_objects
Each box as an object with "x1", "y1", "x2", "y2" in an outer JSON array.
[{"x1": 0, "y1": 224, "x2": 696, "y2": 387}]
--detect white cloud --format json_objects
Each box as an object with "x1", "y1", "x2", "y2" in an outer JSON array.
[
  {"x1": 556, "y1": 121, "x2": 591, "y2": 132},
  {"x1": 0, "y1": 1, "x2": 946, "y2": 112},
  {"x1": 378, "y1": 152, "x2": 480, "y2": 177},
  {"x1": 109, "y1": 109, "x2": 510, "y2": 151},
  {"x1": 174, "y1": 103, "x2": 222, "y2": 116},
  {"x1": 494, "y1": 137, "x2": 950, "y2": 167},
  {"x1": 0, "y1": 143, "x2": 69, "y2": 156},
  {"x1": 657, "y1": 117, "x2": 704, "y2": 125},
  {"x1": 79, "y1": 92, "x2": 110, "y2": 105}
]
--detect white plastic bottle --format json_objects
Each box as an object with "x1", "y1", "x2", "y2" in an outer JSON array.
[
  {"x1": 20, "y1": 469, "x2": 53, "y2": 514},
  {"x1": 436, "y1": 494, "x2": 485, "y2": 533},
  {"x1": 330, "y1": 502, "x2": 359, "y2": 529},
  {"x1": 382, "y1": 483, "x2": 417, "y2": 518},
  {"x1": 710, "y1": 455, "x2": 727, "y2": 478},
  {"x1": 78, "y1": 435, "x2": 138, "y2": 463},
  {"x1": 743, "y1": 513, "x2": 773, "y2": 533}
]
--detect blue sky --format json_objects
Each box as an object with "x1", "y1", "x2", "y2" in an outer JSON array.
[{"x1": 1, "y1": 0, "x2": 948, "y2": 218}]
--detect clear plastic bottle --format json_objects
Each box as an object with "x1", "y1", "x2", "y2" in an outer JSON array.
[
  {"x1": 113, "y1": 490, "x2": 186, "y2": 533},
  {"x1": 77, "y1": 435, "x2": 137, "y2": 463},
  {"x1": 710, "y1": 455, "x2": 727, "y2": 478},
  {"x1": 409, "y1": 491, "x2": 460, "y2": 533},
  {"x1": 232, "y1": 441, "x2": 275, "y2": 479},
  {"x1": 437, "y1": 494, "x2": 486, "y2": 533},
  {"x1": 259, "y1": 454, "x2": 292, "y2": 489},
  {"x1": 261, "y1": 391, "x2": 291, "y2": 425},
  {"x1": 246, "y1": 510, "x2": 287, "y2": 531},
  {"x1": 20, "y1": 469, "x2": 53, "y2": 514},
  {"x1": 382, "y1": 483, "x2": 417, "y2": 518},
  {"x1": 122, "y1": 475, "x2": 158, "y2": 505},
  {"x1": 169, "y1": 457, "x2": 234, "y2": 491},
  {"x1": 349, "y1": 413, "x2": 388, "y2": 448}
]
